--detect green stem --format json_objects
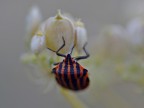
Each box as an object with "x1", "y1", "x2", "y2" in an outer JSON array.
[{"x1": 59, "y1": 88, "x2": 88, "y2": 108}]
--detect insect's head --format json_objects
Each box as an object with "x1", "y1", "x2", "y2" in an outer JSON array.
[
  {"x1": 63, "y1": 53, "x2": 74, "y2": 63},
  {"x1": 66, "y1": 54, "x2": 71, "y2": 59}
]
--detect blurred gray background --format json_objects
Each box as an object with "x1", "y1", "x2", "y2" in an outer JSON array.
[{"x1": 0, "y1": 0, "x2": 144, "y2": 108}]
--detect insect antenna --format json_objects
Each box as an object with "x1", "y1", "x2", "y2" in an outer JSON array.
[
  {"x1": 55, "y1": 36, "x2": 66, "y2": 57},
  {"x1": 47, "y1": 36, "x2": 66, "y2": 57},
  {"x1": 70, "y1": 43, "x2": 76, "y2": 55},
  {"x1": 47, "y1": 47, "x2": 56, "y2": 52},
  {"x1": 74, "y1": 42, "x2": 90, "y2": 61}
]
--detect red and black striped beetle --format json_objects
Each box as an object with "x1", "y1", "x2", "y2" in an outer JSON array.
[{"x1": 47, "y1": 37, "x2": 90, "y2": 91}]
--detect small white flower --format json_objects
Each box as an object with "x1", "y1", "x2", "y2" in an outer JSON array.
[
  {"x1": 30, "y1": 31, "x2": 46, "y2": 54},
  {"x1": 44, "y1": 10, "x2": 75, "y2": 54},
  {"x1": 75, "y1": 19, "x2": 87, "y2": 53}
]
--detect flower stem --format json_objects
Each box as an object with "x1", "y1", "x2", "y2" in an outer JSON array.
[{"x1": 59, "y1": 88, "x2": 88, "y2": 108}]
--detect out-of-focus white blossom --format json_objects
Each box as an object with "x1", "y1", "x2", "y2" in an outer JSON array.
[
  {"x1": 75, "y1": 19, "x2": 87, "y2": 53},
  {"x1": 126, "y1": 17, "x2": 144, "y2": 45},
  {"x1": 30, "y1": 31, "x2": 46, "y2": 54},
  {"x1": 95, "y1": 25, "x2": 130, "y2": 57},
  {"x1": 26, "y1": 6, "x2": 42, "y2": 36},
  {"x1": 44, "y1": 10, "x2": 75, "y2": 54},
  {"x1": 101, "y1": 25, "x2": 127, "y2": 38}
]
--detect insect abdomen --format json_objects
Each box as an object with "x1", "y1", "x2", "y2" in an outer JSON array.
[
  {"x1": 53, "y1": 62, "x2": 90, "y2": 91},
  {"x1": 56, "y1": 75, "x2": 89, "y2": 91}
]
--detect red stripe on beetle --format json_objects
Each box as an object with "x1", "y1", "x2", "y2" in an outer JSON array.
[
  {"x1": 67, "y1": 61, "x2": 74, "y2": 89},
  {"x1": 61, "y1": 62, "x2": 68, "y2": 88}
]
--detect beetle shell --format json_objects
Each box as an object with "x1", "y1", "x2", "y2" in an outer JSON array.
[{"x1": 52, "y1": 54, "x2": 89, "y2": 91}]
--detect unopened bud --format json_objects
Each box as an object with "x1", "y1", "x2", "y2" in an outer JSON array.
[
  {"x1": 44, "y1": 10, "x2": 75, "y2": 54},
  {"x1": 30, "y1": 31, "x2": 46, "y2": 54},
  {"x1": 75, "y1": 19, "x2": 87, "y2": 53}
]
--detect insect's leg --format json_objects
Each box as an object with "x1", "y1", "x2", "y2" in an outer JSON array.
[
  {"x1": 74, "y1": 42, "x2": 90, "y2": 61},
  {"x1": 55, "y1": 36, "x2": 66, "y2": 57}
]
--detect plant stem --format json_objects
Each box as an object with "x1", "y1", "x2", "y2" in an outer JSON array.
[{"x1": 59, "y1": 88, "x2": 88, "y2": 108}]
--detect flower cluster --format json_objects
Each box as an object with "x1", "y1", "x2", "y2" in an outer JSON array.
[
  {"x1": 21, "y1": 4, "x2": 144, "y2": 108},
  {"x1": 21, "y1": 7, "x2": 89, "y2": 108}
]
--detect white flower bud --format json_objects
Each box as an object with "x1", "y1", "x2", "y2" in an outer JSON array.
[
  {"x1": 44, "y1": 10, "x2": 75, "y2": 54},
  {"x1": 26, "y1": 6, "x2": 42, "y2": 37},
  {"x1": 30, "y1": 31, "x2": 46, "y2": 54},
  {"x1": 75, "y1": 19, "x2": 87, "y2": 53}
]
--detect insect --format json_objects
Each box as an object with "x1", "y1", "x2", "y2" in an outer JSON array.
[{"x1": 47, "y1": 37, "x2": 90, "y2": 91}]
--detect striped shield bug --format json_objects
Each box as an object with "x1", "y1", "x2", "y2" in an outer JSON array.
[{"x1": 47, "y1": 37, "x2": 90, "y2": 91}]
